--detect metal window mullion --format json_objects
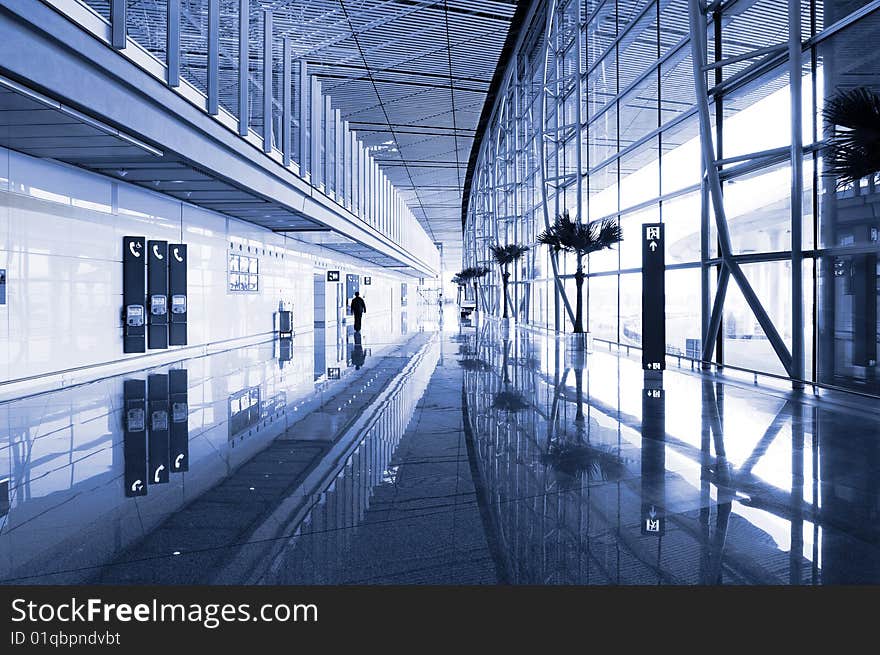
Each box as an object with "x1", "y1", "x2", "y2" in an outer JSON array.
[
  {"x1": 111, "y1": 0, "x2": 126, "y2": 49},
  {"x1": 207, "y1": 0, "x2": 219, "y2": 116},
  {"x1": 299, "y1": 61, "x2": 309, "y2": 177},
  {"x1": 324, "y1": 95, "x2": 333, "y2": 193},
  {"x1": 345, "y1": 127, "x2": 353, "y2": 210},
  {"x1": 262, "y1": 10, "x2": 273, "y2": 153},
  {"x1": 282, "y1": 39, "x2": 292, "y2": 167},
  {"x1": 167, "y1": 0, "x2": 180, "y2": 87},
  {"x1": 789, "y1": 0, "x2": 805, "y2": 385},
  {"x1": 311, "y1": 76, "x2": 321, "y2": 186},
  {"x1": 238, "y1": 0, "x2": 248, "y2": 136},
  {"x1": 336, "y1": 110, "x2": 344, "y2": 201}
]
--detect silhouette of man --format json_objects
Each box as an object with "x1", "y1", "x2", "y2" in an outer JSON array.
[{"x1": 350, "y1": 291, "x2": 366, "y2": 332}]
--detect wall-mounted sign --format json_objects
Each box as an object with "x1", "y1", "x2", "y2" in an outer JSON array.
[
  {"x1": 363, "y1": 276, "x2": 372, "y2": 286},
  {"x1": 327, "y1": 367, "x2": 341, "y2": 380},
  {"x1": 642, "y1": 223, "x2": 665, "y2": 371},
  {"x1": 327, "y1": 270, "x2": 340, "y2": 282}
]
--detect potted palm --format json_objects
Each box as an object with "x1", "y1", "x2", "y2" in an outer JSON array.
[
  {"x1": 489, "y1": 244, "x2": 529, "y2": 326},
  {"x1": 459, "y1": 265, "x2": 490, "y2": 318},
  {"x1": 823, "y1": 86, "x2": 880, "y2": 188},
  {"x1": 537, "y1": 211, "x2": 622, "y2": 354}
]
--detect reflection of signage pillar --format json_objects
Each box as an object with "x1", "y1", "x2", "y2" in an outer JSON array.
[
  {"x1": 148, "y1": 374, "x2": 170, "y2": 484},
  {"x1": 640, "y1": 383, "x2": 666, "y2": 536},
  {"x1": 642, "y1": 223, "x2": 665, "y2": 371},
  {"x1": 122, "y1": 236, "x2": 146, "y2": 353},
  {"x1": 123, "y1": 379, "x2": 148, "y2": 497},
  {"x1": 147, "y1": 240, "x2": 169, "y2": 349},
  {"x1": 168, "y1": 244, "x2": 187, "y2": 346},
  {"x1": 169, "y1": 369, "x2": 189, "y2": 472}
]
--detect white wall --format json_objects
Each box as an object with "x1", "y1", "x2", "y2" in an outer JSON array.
[{"x1": 0, "y1": 146, "x2": 410, "y2": 393}]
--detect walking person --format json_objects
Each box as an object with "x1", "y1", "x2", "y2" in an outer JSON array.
[{"x1": 350, "y1": 291, "x2": 366, "y2": 332}]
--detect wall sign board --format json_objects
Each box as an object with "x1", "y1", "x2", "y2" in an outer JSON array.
[
  {"x1": 168, "y1": 243, "x2": 187, "y2": 346},
  {"x1": 123, "y1": 237, "x2": 146, "y2": 353},
  {"x1": 123, "y1": 379, "x2": 148, "y2": 497},
  {"x1": 147, "y1": 240, "x2": 169, "y2": 350},
  {"x1": 148, "y1": 374, "x2": 170, "y2": 484},
  {"x1": 363, "y1": 276, "x2": 371, "y2": 286},
  {"x1": 641, "y1": 223, "x2": 665, "y2": 371},
  {"x1": 327, "y1": 270, "x2": 340, "y2": 282}
]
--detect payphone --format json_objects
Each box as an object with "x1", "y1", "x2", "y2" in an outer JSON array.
[
  {"x1": 169, "y1": 243, "x2": 188, "y2": 346},
  {"x1": 123, "y1": 236, "x2": 147, "y2": 353},
  {"x1": 148, "y1": 240, "x2": 169, "y2": 349}
]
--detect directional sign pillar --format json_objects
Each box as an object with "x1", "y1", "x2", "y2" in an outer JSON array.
[{"x1": 642, "y1": 223, "x2": 665, "y2": 373}]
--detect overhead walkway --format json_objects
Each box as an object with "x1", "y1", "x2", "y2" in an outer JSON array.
[{"x1": 0, "y1": 0, "x2": 439, "y2": 277}]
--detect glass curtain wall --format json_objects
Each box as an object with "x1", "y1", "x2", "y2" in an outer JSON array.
[{"x1": 464, "y1": 0, "x2": 880, "y2": 395}]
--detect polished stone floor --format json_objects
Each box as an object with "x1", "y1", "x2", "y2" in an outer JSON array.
[{"x1": 1, "y1": 306, "x2": 879, "y2": 585}]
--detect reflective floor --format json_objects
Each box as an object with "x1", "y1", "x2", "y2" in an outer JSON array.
[{"x1": 2, "y1": 306, "x2": 880, "y2": 585}]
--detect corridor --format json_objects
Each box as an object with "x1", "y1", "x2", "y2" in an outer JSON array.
[{"x1": 2, "y1": 309, "x2": 878, "y2": 585}]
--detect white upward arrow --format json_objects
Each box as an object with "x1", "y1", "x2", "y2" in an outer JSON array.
[{"x1": 649, "y1": 241, "x2": 658, "y2": 252}]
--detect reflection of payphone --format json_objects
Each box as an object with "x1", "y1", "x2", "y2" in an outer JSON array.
[
  {"x1": 123, "y1": 379, "x2": 148, "y2": 497},
  {"x1": 169, "y1": 369, "x2": 189, "y2": 472},
  {"x1": 148, "y1": 373, "x2": 170, "y2": 484}
]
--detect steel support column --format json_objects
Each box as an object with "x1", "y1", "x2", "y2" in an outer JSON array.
[
  {"x1": 688, "y1": 0, "x2": 794, "y2": 376},
  {"x1": 789, "y1": 0, "x2": 806, "y2": 387}
]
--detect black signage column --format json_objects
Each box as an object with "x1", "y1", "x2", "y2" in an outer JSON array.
[
  {"x1": 122, "y1": 236, "x2": 146, "y2": 353},
  {"x1": 147, "y1": 240, "x2": 169, "y2": 349},
  {"x1": 642, "y1": 223, "x2": 665, "y2": 371},
  {"x1": 168, "y1": 243, "x2": 188, "y2": 346}
]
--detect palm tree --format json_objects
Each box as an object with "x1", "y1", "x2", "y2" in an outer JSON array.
[
  {"x1": 537, "y1": 211, "x2": 622, "y2": 333},
  {"x1": 489, "y1": 244, "x2": 529, "y2": 319},
  {"x1": 823, "y1": 87, "x2": 880, "y2": 189},
  {"x1": 451, "y1": 274, "x2": 465, "y2": 306},
  {"x1": 459, "y1": 265, "x2": 490, "y2": 313}
]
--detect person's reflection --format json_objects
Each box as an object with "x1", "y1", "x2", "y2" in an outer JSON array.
[{"x1": 351, "y1": 331, "x2": 366, "y2": 370}]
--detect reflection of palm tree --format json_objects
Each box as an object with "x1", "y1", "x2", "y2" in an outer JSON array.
[
  {"x1": 493, "y1": 390, "x2": 529, "y2": 412},
  {"x1": 541, "y1": 441, "x2": 627, "y2": 482}
]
